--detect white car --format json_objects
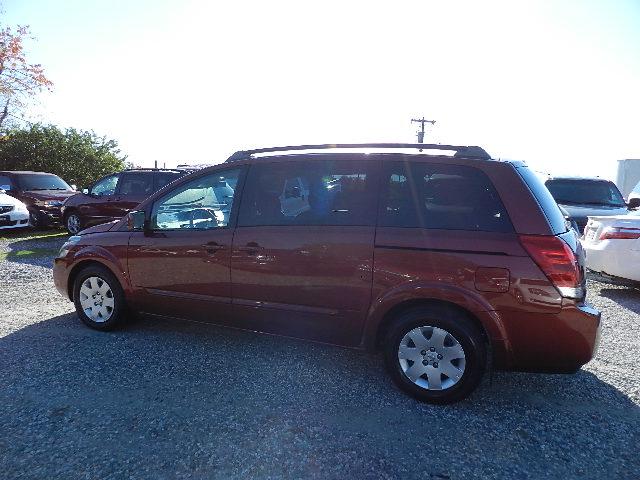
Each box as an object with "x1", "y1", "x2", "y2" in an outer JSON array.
[
  {"x1": 0, "y1": 189, "x2": 30, "y2": 230},
  {"x1": 582, "y1": 212, "x2": 640, "y2": 284}
]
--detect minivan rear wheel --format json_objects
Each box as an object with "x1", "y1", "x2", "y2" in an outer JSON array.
[
  {"x1": 73, "y1": 265, "x2": 126, "y2": 331},
  {"x1": 383, "y1": 306, "x2": 486, "y2": 404}
]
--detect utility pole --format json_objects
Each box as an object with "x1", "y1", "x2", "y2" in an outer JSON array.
[{"x1": 411, "y1": 117, "x2": 436, "y2": 144}]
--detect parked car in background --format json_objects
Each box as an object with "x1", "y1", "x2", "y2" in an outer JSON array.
[
  {"x1": 0, "y1": 171, "x2": 77, "y2": 228},
  {"x1": 545, "y1": 176, "x2": 629, "y2": 234},
  {"x1": 61, "y1": 168, "x2": 188, "y2": 234},
  {"x1": 53, "y1": 143, "x2": 601, "y2": 404},
  {"x1": 0, "y1": 188, "x2": 30, "y2": 230},
  {"x1": 582, "y1": 212, "x2": 640, "y2": 285}
]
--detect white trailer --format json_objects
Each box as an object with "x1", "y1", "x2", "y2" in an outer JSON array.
[{"x1": 616, "y1": 159, "x2": 640, "y2": 199}]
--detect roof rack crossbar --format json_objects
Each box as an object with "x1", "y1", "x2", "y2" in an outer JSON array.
[{"x1": 226, "y1": 143, "x2": 490, "y2": 162}]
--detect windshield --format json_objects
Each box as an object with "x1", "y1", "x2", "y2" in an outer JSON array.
[
  {"x1": 17, "y1": 174, "x2": 71, "y2": 191},
  {"x1": 545, "y1": 179, "x2": 626, "y2": 207}
]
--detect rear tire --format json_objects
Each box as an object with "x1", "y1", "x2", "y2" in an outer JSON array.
[
  {"x1": 73, "y1": 265, "x2": 126, "y2": 331},
  {"x1": 383, "y1": 305, "x2": 487, "y2": 404}
]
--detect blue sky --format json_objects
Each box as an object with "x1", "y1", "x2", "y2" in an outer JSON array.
[{"x1": 2, "y1": 0, "x2": 639, "y2": 178}]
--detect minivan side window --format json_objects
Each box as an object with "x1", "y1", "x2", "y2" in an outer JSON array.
[
  {"x1": 155, "y1": 172, "x2": 183, "y2": 191},
  {"x1": 151, "y1": 168, "x2": 241, "y2": 230},
  {"x1": 117, "y1": 173, "x2": 154, "y2": 196},
  {"x1": 91, "y1": 174, "x2": 119, "y2": 196},
  {"x1": 380, "y1": 162, "x2": 513, "y2": 232},
  {"x1": 238, "y1": 159, "x2": 376, "y2": 227}
]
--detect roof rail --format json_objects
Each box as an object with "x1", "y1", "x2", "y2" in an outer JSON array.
[
  {"x1": 225, "y1": 143, "x2": 491, "y2": 163},
  {"x1": 123, "y1": 167, "x2": 189, "y2": 172}
]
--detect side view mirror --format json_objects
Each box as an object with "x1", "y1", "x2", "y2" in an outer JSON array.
[
  {"x1": 71, "y1": 184, "x2": 77, "y2": 191},
  {"x1": 628, "y1": 197, "x2": 640, "y2": 209},
  {"x1": 127, "y1": 210, "x2": 149, "y2": 232},
  {"x1": 82, "y1": 188, "x2": 89, "y2": 195}
]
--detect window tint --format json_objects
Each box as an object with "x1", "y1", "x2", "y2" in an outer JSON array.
[
  {"x1": 155, "y1": 172, "x2": 183, "y2": 191},
  {"x1": 151, "y1": 168, "x2": 241, "y2": 230},
  {"x1": 118, "y1": 173, "x2": 154, "y2": 196},
  {"x1": 238, "y1": 159, "x2": 376, "y2": 227},
  {"x1": 0, "y1": 175, "x2": 12, "y2": 190},
  {"x1": 91, "y1": 175, "x2": 119, "y2": 196},
  {"x1": 380, "y1": 161, "x2": 513, "y2": 232}
]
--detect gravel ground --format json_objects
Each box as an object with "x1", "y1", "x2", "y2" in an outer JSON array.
[{"x1": 0, "y1": 230, "x2": 638, "y2": 480}]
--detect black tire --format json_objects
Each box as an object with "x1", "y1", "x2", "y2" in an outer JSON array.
[
  {"x1": 64, "y1": 211, "x2": 82, "y2": 235},
  {"x1": 28, "y1": 210, "x2": 41, "y2": 228},
  {"x1": 383, "y1": 305, "x2": 487, "y2": 404},
  {"x1": 72, "y1": 265, "x2": 127, "y2": 331}
]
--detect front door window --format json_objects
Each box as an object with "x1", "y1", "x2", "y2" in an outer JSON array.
[
  {"x1": 151, "y1": 169, "x2": 241, "y2": 230},
  {"x1": 91, "y1": 175, "x2": 118, "y2": 196}
]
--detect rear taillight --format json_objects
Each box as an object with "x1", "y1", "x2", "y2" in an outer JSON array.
[
  {"x1": 519, "y1": 234, "x2": 583, "y2": 299},
  {"x1": 599, "y1": 227, "x2": 640, "y2": 240}
]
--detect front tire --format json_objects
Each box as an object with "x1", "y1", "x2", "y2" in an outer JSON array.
[
  {"x1": 28, "y1": 210, "x2": 40, "y2": 228},
  {"x1": 73, "y1": 265, "x2": 126, "y2": 331},
  {"x1": 65, "y1": 211, "x2": 82, "y2": 234},
  {"x1": 383, "y1": 306, "x2": 487, "y2": 404}
]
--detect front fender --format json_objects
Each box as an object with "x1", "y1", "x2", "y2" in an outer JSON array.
[{"x1": 66, "y1": 243, "x2": 132, "y2": 298}]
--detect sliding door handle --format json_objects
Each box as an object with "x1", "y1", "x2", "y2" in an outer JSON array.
[
  {"x1": 238, "y1": 242, "x2": 264, "y2": 255},
  {"x1": 201, "y1": 242, "x2": 225, "y2": 254}
]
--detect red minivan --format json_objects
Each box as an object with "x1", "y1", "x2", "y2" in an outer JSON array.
[{"x1": 52, "y1": 144, "x2": 601, "y2": 403}]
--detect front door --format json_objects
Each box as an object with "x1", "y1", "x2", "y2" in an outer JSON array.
[
  {"x1": 230, "y1": 157, "x2": 379, "y2": 346},
  {"x1": 81, "y1": 173, "x2": 121, "y2": 226},
  {"x1": 127, "y1": 167, "x2": 244, "y2": 322}
]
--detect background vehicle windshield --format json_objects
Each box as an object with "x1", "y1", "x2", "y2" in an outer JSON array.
[
  {"x1": 17, "y1": 174, "x2": 71, "y2": 191},
  {"x1": 546, "y1": 179, "x2": 625, "y2": 207}
]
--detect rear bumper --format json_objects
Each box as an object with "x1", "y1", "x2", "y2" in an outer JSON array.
[
  {"x1": 583, "y1": 239, "x2": 640, "y2": 283},
  {"x1": 498, "y1": 302, "x2": 601, "y2": 373}
]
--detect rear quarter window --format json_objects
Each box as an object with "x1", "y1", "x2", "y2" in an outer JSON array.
[
  {"x1": 516, "y1": 167, "x2": 567, "y2": 234},
  {"x1": 380, "y1": 161, "x2": 514, "y2": 232}
]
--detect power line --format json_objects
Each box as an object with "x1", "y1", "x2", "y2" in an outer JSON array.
[{"x1": 411, "y1": 117, "x2": 436, "y2": 144}]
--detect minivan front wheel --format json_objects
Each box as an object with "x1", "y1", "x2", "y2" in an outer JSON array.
[
  {"x1": 73, "y1": 265, "x2": 126, "y2": 331},
  {"x1": 383, "y1": 306, "x2": 486, "y2": 404},
  {"x1": 64, "y1": 211, "x2": 82, "y2": 234}
]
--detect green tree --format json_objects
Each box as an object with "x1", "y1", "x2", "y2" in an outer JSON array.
[{"x1": 0, "y1": 124, "x2": 126, "y2": 187}]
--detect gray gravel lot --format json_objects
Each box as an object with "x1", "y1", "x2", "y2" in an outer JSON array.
[{"x1": 1, "y1": 230, "x2": 639, "y2": 479}]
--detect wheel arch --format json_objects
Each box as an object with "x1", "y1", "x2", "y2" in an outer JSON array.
[
  {"x1": 373, "y1": 298, "x2": 489, "y2": 350},
  {"x1": 67, "y1": 259, "x2": 122, "y2": 301},
  {"x1": 363, "y1": 289, "x2": 511, "y2": 368}
]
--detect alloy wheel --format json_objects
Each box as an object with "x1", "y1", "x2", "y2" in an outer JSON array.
[{"x1": 66, "y1": 214, "x2": 81, "y2": 234}]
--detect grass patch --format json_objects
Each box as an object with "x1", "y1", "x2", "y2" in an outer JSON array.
[{"x1": 0, "y1": 247, "x2": 60, "y2": 262}]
